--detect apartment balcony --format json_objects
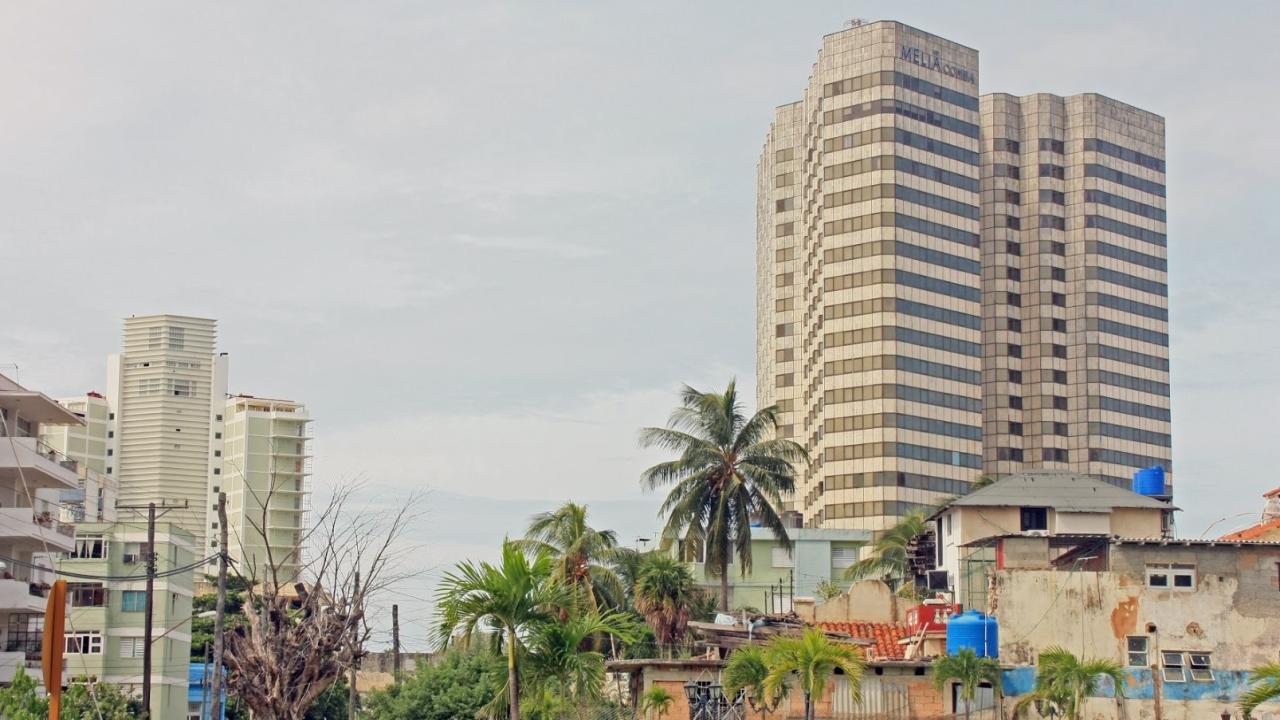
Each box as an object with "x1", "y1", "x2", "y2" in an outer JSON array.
[
  {"x1": 0, "y1": 577, "x2": 53, "y2": 613},
  {"x1": 0, "y1": 437, "x2": 80, "y2": 490},
  {"x1": 0, "y1": 651, "x2": 41, "y2": 684},
  {"x1": 0, "y1": 504, "x2": 76, "y2": 552}
]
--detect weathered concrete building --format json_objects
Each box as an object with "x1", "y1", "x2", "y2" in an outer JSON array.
[{"x1": 983, "y1": 535, "x2": 1280, "y2": 719}]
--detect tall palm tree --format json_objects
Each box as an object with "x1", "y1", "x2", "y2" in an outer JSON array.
[
  {"x1": 932, "y1": 648, "x2": 1002, "y2": 720},
  {"x1": 843, "y1": 511, "x2": 928, "y2": 592},
  {"x1": 724, "y1": 645, "x2": 788, "y2": 717},
  {"x1": 518, "y1": 502, "x2": 625, "y2": 611},
  {"x1": 433, "y1": 540, "x2": 569, "y2": 720},
  {"x1": 764, "y1": 628, "x2": 865, "y2": 720},
  {"x1": 522, "y1": 609, "x2": 637, "y2": 719},
  {"x1": 1012, "y1": 646, "x2": 1125, "y2": 720},
  {"x1": 1241, "y1": 663, "x2": 1280, "y2": 717},
  {"x1": 640, "y1": 380, "x2": 807, "y2": 611},
  {"x1": 632, "y1": 554, "x2": 697, "y2": 658}
]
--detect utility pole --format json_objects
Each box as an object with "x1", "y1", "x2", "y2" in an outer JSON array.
[
  {"x1": 117, "y1": 498, "x2": 188, "y2": 720},
  {"x1": 392, "y1": 604, "x2": 401, "y2": 685},
  {"x1": 211, "y1": 492, "x2": 228, "y2": 720},
  {"x1": 349, "y1": 570, "x2": 360, "y2": 719}
]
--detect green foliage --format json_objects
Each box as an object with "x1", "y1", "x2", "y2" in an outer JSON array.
[
  {"x1": 363, "y1": 651, "x2": 506, "y2": 720},
  {"x1": 638, "y1": 686, "x2": 675, "y2": 720},
  {"x1": 1241, "y1": 662, "x2": 1280, "y2": 716},
  {"x1": 516, "y1": 502, "x2": 625, "y2": 612},
  {"x1": 639, "y1": 380, "x2": 807, "y2": 611},
  {"x1": 191, "y1": 586, "x2": 247, "y2": 659},
  {"x1": 522, "y1": 609, "x2": 638, "y2": 708},
  {"x1": 724, "y1": 645, "x2": 787, "y2": 714},
  {"x1": 62, "y1": 682, "x2": 145, "y2": 719},
  {"x1": 1012, "y1": 646, "x2": 1125, "y2": 720},
  {"x1": 0, "y1": 668, "x2": 46, "y2": 720},
  {"x1": 633, "y1": 554, "x2": 697, "y2": 656},
  {"x1": 763, "y1": 628, "x2": 865, "y2": 720},
  {"x1": 304, "y1": 677, "x2": 349, "y2": 720},
  {"x1": 843, "y1": 512, "x2": 927, "y2": 591},
  {"x1": 814, "y1": 580, "x2": 844, "y2": 602},
  {"x1": 931, "y1": 648, "x2": 1002, "y2": 719}
]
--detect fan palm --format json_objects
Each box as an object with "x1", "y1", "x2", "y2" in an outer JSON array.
[
  {"x1": 724, "y1": 645, "x2": 788, "y2": 717},
  {"x1": 1241, "y1": 662, "x2": 1280, "y2": 716},
  {"x1": 433, "y1": 540, "x2": 570, "y2": 720},
  {"x1": 518, "y1": 502, "x2": 625, "y2": 611},
  {"x1": 523, "y1": 609, "x2": 638, "y2": 719},
  {"x1": 633, "y1": 554, "x2": 697, "y2": 658},
  {"x1": 763, "y1": 628, "x2": 865, "y2": 720},
  {"x1": 640, "y1": 380, "x2": 807, "y2": 611},
  {"x1": 1012, "y1": 646, "x2": 1125, "y2": 720},
  {"x1": 932, "y1": 648, "x2": 1002, "y2": 720},
  {"x1": 843, "y1": 511, "x2": 928, "y2": 592},
  {"x1": 638, "y1": 686, "x2": 675, "y2": 720}
]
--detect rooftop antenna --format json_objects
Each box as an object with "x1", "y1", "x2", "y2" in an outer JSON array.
[{"x1": 845, "y1": 18, "x2": 868, "y2": 29}]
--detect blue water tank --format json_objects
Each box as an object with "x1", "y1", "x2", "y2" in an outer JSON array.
[
  {"x1": 946, "y1": 609, "x2": 998, "y2": 658},
  {"x1": 1133, "y1": 466, "x2": 1166, "y2": 496}
]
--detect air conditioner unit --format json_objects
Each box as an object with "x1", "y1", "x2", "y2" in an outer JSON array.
[
  {"x1": 122, "y1": 553, "x2": 139, "y2": 564},
  {"x1": 926, "y1": 570, "x2": 950, "y2": 591}
]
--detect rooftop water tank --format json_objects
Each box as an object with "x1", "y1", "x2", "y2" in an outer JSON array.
[
  {"x1": 1133, "y1": 466, "x2": 1166, "y2": 496},
  {"x1": 946, "y1": 609, "x2": 998, "y2": 658}
]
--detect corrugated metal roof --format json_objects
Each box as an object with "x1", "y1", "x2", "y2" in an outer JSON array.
[{"x1": 939, "y1": 469, "x2": 1175, "y2": 513}]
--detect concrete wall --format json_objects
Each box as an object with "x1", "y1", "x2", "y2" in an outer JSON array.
[
  {"x1": 993, "y1": 543, "x2": 1280, "y2": 719},
  {"x1": 1111, "y1": 507, "x2": 1165, "y2": 538},
  {"x1": 795, "y1": 579, "x2": 904, "y2": 625}
]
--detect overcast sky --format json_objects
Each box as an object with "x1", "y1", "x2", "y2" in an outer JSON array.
[{"x1": 3, "y1": 1, "x2": 1278, "y2": 647}]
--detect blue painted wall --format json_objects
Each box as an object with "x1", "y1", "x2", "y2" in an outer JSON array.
[{"x1": 1000, "y1": 666, "x2": 1256, "y2": 703}]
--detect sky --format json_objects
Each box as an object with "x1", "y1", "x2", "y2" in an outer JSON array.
[{"x1": 2, "y1": 1, "x2": 1278, "y2": 648}]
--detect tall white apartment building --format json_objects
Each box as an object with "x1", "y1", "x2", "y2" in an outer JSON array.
[
  {"x1": 106, "y1": 315, "x2": 228, "y2": 546},
  {"x1": 40, "y1": 392, "x2": 119, "y2": 523},
  {"x1": 215, "y1": 395, "x2": 311, "y2": 584}
]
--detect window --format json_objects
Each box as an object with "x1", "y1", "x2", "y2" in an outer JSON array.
[
  {"x1": 214, "y1": 450, "x2": 222, "y2": 457},
  {"x1": 1052, "y1": 370, "x2": 1067, "y2": 384},
  {"x1": 1050, "y1": 267, "x2": 1066, "y2": 282},
  {"x1": 776, "y1": 197, "x2": 795, "y2": 212},
  {"x1": 66, "y1": 631, "x2": 103, "y2": 655},
  {"x1": 1007, "y1": 266, "x2": 1021, "y2": 280},
  {"x1": 1051, "y1": 318, "x2": 1067, "y2": 333},
  {"x1": 1008, "y1": 370, "x2": 1023, "y2": 384},
  {"x1": 213, "y1": 468, "x2": 221, "y2": 475},
  {"x1": 121, "y1": 591, "x2": 146, "y2": 612},
  {"x1": 831, "y1": 547, "x2": 857, "y2": 569},
  {"x1": 1147, "y1": 563, "x2": 1195, "y2": 590},
  {"x1": 1020, "y1": 507, "x2": 1048, "y2": 531},
  {"x1": 214, "y1": 432, "x2": 222, "y2": 440},
  {"x1": 120, "y1": 637, "x2": 146, "y2": 659},
  {"x1": 1051, "y1": 292, "x2": 1066, "y2": 307},
  {"x1": 69, "y1": 583, "x2": 107, "y2": 608},
  {"x1": 1007, "y1": 318, "x2": 1022, "y2": 332},
  {"x1": 1127, "y1": 637, "x2": 1148, "y2": 666},
  {"x1": 1006, "y1": 241, "x2": 1021, "y2": 256},
  {"x1": 1188, "y1": 653, "x2": 1213, "y2": 682},
  {"x1": 1007, "y1": 344, "x2": 1022, "y2": 358},
  {"x1": 108, "y1": 413, "x2": 115, "y2": 420},
  {"x1": 1008, "y1": 422, "x2": 1023, "y2": 436},
  {"x1": 771, "y1": 547, "x2": 794, "y2": 568},
  {"x1": 106, "y1": 449, "x2": 113, "y2": 456},
  {"x1": 73, "y1": 535, "x2": 107, "y2": 560},
  {"x1": 1162, "y1": 651, "x2": 1185, "y2": 682},
  {"x1": 1009, "y1": 396, "x2": 1023, "y2": 410},
  {"x1": 215, "y1": 414, "x2": 223, "y2": 422}
]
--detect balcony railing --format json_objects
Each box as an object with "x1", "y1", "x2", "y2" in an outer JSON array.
[{"x1": 33, "y1": 439, "x2": 78, "y2": 474}]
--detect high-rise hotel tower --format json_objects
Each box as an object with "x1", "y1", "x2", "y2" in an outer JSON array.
[{"x1": 757, "y1": 21, "x2": 1170, "y2": 530}]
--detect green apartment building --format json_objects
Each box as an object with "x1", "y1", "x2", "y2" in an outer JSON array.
[
  {"x1": 59, "y1": 521, "x2": 196, "y2": 719},
  {"x1": 673, "y1": 526, "x2": 870, "y2": 611}
]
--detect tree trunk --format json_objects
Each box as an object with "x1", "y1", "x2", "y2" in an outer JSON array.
[
  {"x1": 804, "y1": 691, "x2": 813, "y2": 720},
  {"x1": 719, "y1": 557, "x2": 730, "y2": 613},
  {"x1": 964, "y1": 696, "x2": 971, "y2": 720},
  {"x1": 508, "y1": 627, "x2": 521, "y2": 720}
]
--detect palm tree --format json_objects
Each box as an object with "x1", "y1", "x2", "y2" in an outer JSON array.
[
  {"x1": 764, "y1": 628, "x2": 865, "y2": 720},
  {"x1": 609, "y1": 547, "x2": 649, "y2": 611},
  {"x1": 638, "y1": 686, "x2": 675, "y2": 720},
  {"x1": 1012, "y1": 646, "x2": 1125, "y2": 720},
  {"x1": 633, "y1": 555, "x2": 696, "y2": 658},
  {"x1": 932, "y1": 648, "x2": 1002, "y2": 720},
  {"x1": 640, "y1": 380, "x2": 807, "y2": 611},
  {"x1": 843, "y1": 511, "x2": 928, "y2": 592},
  {"x1": 433, "y1": 540, "x2": 569, "y2": 720},
  {"x1": 522, "y1": 609, "x2": 637, "y2": 719},
  {"x1": 724, "y1": 645, "x2": 788, "y2": 717},
  {"x1": 1241, "y1": 662, "x2": 1280, "y2": 717},
  {"x1": 518, "y1": 502, "x2": 625, "y2": 611}
]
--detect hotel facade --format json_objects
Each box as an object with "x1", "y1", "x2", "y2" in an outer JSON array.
[{"x1": 756, "y1": 21, "x2": 1170, "y2": 531}]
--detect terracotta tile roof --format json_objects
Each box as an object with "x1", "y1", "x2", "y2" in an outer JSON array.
[
  {"x1": 1220, "y1": 517, "x2": 1280, "y2": 541},
  {"x1": 818, "y1": 621, "x2": 913, "y2": 660}
]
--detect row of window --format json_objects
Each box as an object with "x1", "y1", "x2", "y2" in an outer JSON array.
[
  {"x1": 1005, "y1": 291, "x2": 1067, "y2": 308},
  {"x1": 1005, "y1": 421, "x2": 1069, "y2": 437},
  {"x1": 824, "y1": 381, "x2": 981, "y2": 414},
  {"x1": 1004, "y1": 368, "x2": 1068, "y2": 385},
  {"x1": 1085, "y1": 163, "x2": 1166, "y2": 198},
  {"x1": 1094, "y1": 318, "x2": 1169, "y2": 347},
  {"x1": 824, "y1": 500, "x2": 937, "y2": 520},
  {"x1": 135, "y1": 378, "x2": 197, "y2": 397},
  {"x1": 822, "y1": 70, "x2": 980, "y2": 111},
  {"x1": 1097, "y1": 369, "x2": 1170, "y2": 397},
  {"x1": 1085, "y1": 138, "x2": 1165, "y2": 173},
  {"x1": 824, "y1": 268, "x2": 980, "y2": 304},
  {"x1": 1006, "y1": 343, "x2": 1068, "y2": 360},
  {"x1": 994, "y1": 447, "x2": 1070, "y2": 462},
  {"x1": 1090, "y1": 266, "x2": 1167, "y2": 297},
  {"x1": 825, "y1": 239, "x2": 981, "y2": 275},
  {"x1": 825, "y1": 441, "x2": 982, "y2": 468},
  {"x1": 1090, "y1": 240, "x2": 1167, "y2": 272},
  {"x1": 823, "y1": 126, "x2": 980, "y2": 167},
  {"x1": 1006, "y1": 395, "x2": 1070, "y2": 411},
  {"x1": 821, "y1": 353, "x2": 981, "y2": 386},
  {"x1": 1099, "y1": 395, "x2": 1171, "y2": 422},
  {"x1": 824, "y1": 182, "x2": 981, "y2": 221},
  {"x1": 824, "y1": 154, "x2": 981, "y2": 195},
  {"x1": 1092, "y1": 421, "x2": 1172, "y2": 448},
  {"x1": 826, "y1": 324, "x2": 982, "y2": 358},
  {"x1": 65, "y1": 631, "x2": 152, "y2": 658},
  {"x1": 1095, "y1": 293, "x2": 1168, "y2": 322},
  {"x1": 825, "y1": 471, "x2": 974, "y2": 496},
  {"x1": 824, "y1": 296, "x2": 980, "y2": 332},
  {"x1": 823, "y1": 98, "x2": 981, "y2": 139},
  {"x1": 1085, "y1": 215, "x2": 1168, "y2": 248},
  {"x1": 1084, "y1": 188, "x2": 1166, "y2": 222},
  {"x1": 827, "y1": 412, "x2": 983, "y2": 441},
  {"x1": 1093, "y1": 343, "x2": 1171, "y2": 372},
  {"x1": 1003, "y1": 239, "x2": 1067, "y2": 258},
  {"x1": 1087, "y1": 447, "x2": 1171, "y2": 470}
]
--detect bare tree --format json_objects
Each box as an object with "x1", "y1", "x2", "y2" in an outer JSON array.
[{"x1": 221, "y1": 480, "x2": 422, "y2": 720}]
